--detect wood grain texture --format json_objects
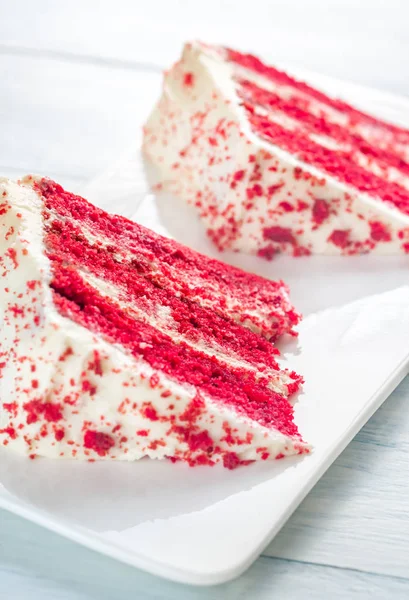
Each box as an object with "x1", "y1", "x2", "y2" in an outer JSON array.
[
  {"x1": 1, "y1": 0, "x2": 408, "y2": 93},
  {"x1": 266, "y1": 376, "x2": 409, "y2": 578},
  {"x1": 1, "y1": 511, "x2": 408, "y2": 600}
]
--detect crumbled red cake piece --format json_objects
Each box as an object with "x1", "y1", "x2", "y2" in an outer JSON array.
[{"x1": 84, "y1": 430, "x2": 115, "y2": 456}]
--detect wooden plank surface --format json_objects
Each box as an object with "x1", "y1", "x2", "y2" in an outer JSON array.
[
  {"x1": 1, "y1": 511, "x2": 409, "y2": 600},
  {"x1": 266, "y1": 376, "x2": 409, "y2": 578},
  {"x1": 1, "y1": 1, "x2": 409, "y2": 597}
]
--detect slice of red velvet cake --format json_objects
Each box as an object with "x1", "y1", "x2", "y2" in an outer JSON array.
[
  {"x1": 143, "y1": 42, "x2": 409, "y2": 257},
  {"x1": 0, "y1": 176, "x2": 307, "y2": 467}
]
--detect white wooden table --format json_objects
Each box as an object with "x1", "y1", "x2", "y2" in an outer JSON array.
[{"x1": 1, "y1": 1, "x2": 409, "y2": 597}]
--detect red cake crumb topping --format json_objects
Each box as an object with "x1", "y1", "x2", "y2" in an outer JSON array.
[
  {"x1": 223, "y1": 452, "x2": 241, "y2": 470},
  {"x1": 263, "y1": 226, "x2": 295, "y2": 245},
  {"x1": 0, "y1": 427, "x2": 17, "y2": 440},
  {"x1": 84, "y1": 430, "x2": 115, "y2": 456},
  {"x1": 328, "y1": 229, "x2": 350, "y2": 249},
  {"x1": 23, "y1": 400, "x2": 63, "y2": 424},
  {"x1": 369, "y1": 221, "x2": 392, "y2": 242},
  {"x1": 187, "y1": 430, "x2": 214, "y2": 452},
  {"x1": 184, "y1": 72, "x2": 194, "y2": 87},
  {"x1": 55, "y1": 429, "x2": 65, "y2": 442},
  {"x1": 312, "y1": 199, "x2": 330, "y2": 225},
  {"x1": 3, "y1": 402, "x2": 18, "y2": 416}
]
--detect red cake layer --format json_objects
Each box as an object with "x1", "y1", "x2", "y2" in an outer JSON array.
[
  {"x1": 51, "y1": 266, "x2": 298, "y2": 434},
  {"x1": 241, "y1": 102, "x2": 409, "y2": 216},
  {"x1": 226, "y1": 47, "x2": 409, "y2": 145},
  {"x1": 45, "y1": 217, "x2": 294, "y2": 382},
  {"x1": 225, "y1": 47, "x2": 409, "y2": 217},
  {"x1": 36, "y1": 179, "x2": 300, "y2": 339},
  {"x1": 238, "y1": 79, "x2": 409, "y2": 181},
  {"x1": 34, "y1": 179, "x2": 303, "y2": 436}
]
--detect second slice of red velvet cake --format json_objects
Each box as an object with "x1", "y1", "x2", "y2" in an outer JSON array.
[
  {"x1": 0, "y1": 176, "x2": 307, "y2": 467},
  {"x1": 143, "y1": 42, "x2": 409, "y2": 257}
]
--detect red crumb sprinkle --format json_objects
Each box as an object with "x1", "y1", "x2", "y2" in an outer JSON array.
[
  {"x1": 279, "y1": 201, "x2": 294, "y2": 212},
  {"x1": 257, "y1": 245, "x2": 277, "y2": 260},
  {"x1": 59, "y1": 347, "x2": 74, "y2": 361},
  {"x1": 312, "y1": 198, "x2": 330, "y2": 225},
  {"x1": 328, "y1": 229, "x2": 350, "y2": 248},
  {"x1": 183, "y1": 72, "x2": 194, "y2": 87},
  {"x1": 83, "y1": 430, "x2": 115, "y2": 456},
  {"x1": 293, "y1": 246, "x2": 311, "y2": 257},
  {"x1": 142, "y1": 404, "x2": 159, "y2": 421},
  {"x1": 223, "y1": 452, "x2": 241, "y2": 470},
  {"x1": 275, "y1": 452, "x2": 285, "y2": 459},
  {"x1": 88, "y1": 351, "x2": 103, "y2": 375},
  {"x1": 137, "y1": 429, "x2": 149, "y2": 436},
  {"x1": 55, "y1": 428, "x2": 65, "y2": 441},
  {"x1": 6, "y1": 248, "x2": 18, "y2": 269},
  {"x1": 3, "y1": 402, "x2": 18, "y2": 416},
  {"x1": 0, "y1": 427, "x2": 17, "y2": 440},
  {"x1": 82, "y1": 380, "x2": 97, "y2": 395},
  {"x1": 188, "y1": 430, "x2": 213, "y2": 452},
  {"x1": 268, "y1": 183, "x2": 284, "y2": 196},
  {"x1": 369, "y1": 221, "x2": 391, "y2": 242},
  {"x1": 233, "y1": 169, "x2": 246, "y2": 181},
  {"x1": 263, "y1": 226, "x2": 295, "y2": 245},
  {"x1": 149, "y1": 373, "x2": 160, "y2": 388},
  {"x1": 23, "y1": 400, "x2": 63, "y2": 424}
]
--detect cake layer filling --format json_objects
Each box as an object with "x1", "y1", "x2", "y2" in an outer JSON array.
[
  {"x1": 44, "y1": 211, "x2": 301, "y2": 397},
  {"x1": 225, "y1": 47, "x2": 409, "y2": 159},
  {"x1": 51, "y1": 265, "x2": 299, "y2": 434},
  {"x1": 237, "y1": 79, "x2": 409, "y2": 190},
  {"x1": 242, "y1": 100, "x2": 409, "y2": 216},
  {"x1": 37, "y1": 179, "x2": 299, "y2": 338}
]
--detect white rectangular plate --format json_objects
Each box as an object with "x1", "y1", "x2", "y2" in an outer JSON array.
[{"x1": 1, "y1": 67, "x2": 409, "y2": 586}]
